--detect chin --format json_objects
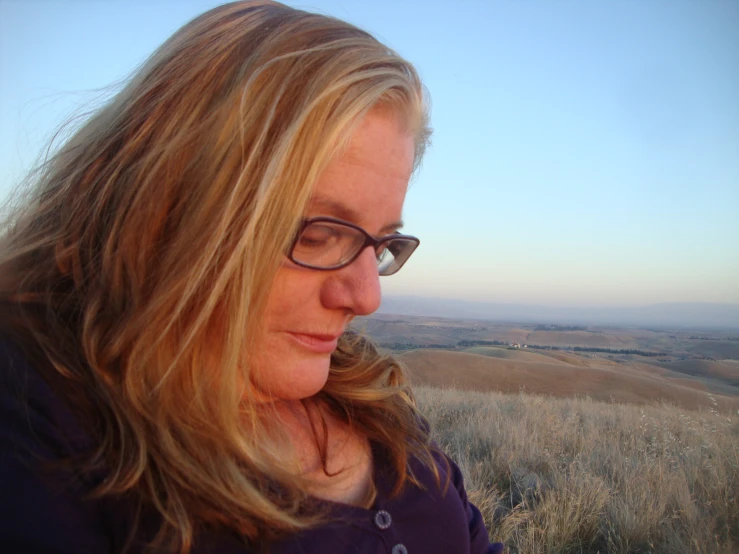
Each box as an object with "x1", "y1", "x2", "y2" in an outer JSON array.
[
  {"x1": 289, "y1": 356, "x2": 332, "y2": 399},
  {"x1": 254, "y1": 353, "x2": 332, "y2": 401}
]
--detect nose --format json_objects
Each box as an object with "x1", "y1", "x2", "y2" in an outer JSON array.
[{"x1": 320, "y1": 246, "x2": 382, "y2": 316}]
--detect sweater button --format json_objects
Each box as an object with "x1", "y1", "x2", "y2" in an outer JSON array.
[
  {"x1": 373, "y1": 509, "x2": 392, "y2": 530},
  {"x1": 391, "y1": 545, "x2": 408, "y2": 554}
]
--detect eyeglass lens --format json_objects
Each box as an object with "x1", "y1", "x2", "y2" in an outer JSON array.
[{"x1": 292, "y1": 220, "x2": 416, "y2": 275}]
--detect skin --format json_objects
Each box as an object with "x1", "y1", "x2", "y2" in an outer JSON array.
[
  {"x1": 246, "y1": 109, "x2": 415, "y2": 504},
  {"x1": 249, "y1": 109, "x2": 415, "y2": 403}
]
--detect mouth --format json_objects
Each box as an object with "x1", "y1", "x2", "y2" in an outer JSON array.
[{"x1": 287, "y1": 332, "x2": 342, "y2": 354}]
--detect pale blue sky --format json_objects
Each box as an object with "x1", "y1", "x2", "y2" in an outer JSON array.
[{"x1": 1, "y1": 0, "x2": 737, "y2": 307}]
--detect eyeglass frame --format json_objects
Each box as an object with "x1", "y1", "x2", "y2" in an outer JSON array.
[{"x1": 286, "y1": 216, "x2": 420, "y2": 275}]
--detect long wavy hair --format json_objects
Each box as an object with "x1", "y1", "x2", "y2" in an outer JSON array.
[{"x1": 0, "y1": 1, "x2": 434, "y2": 552}]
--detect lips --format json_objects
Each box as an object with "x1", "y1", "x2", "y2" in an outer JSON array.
[{"x1": 287, "y1": 332, "x2": 342, "y2": 354}]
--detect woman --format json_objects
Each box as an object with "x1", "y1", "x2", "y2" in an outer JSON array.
[{"x1": 0, "y1": 2, "x2": 503, "y2": 553}]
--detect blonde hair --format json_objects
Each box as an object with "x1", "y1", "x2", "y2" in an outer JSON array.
[{"x1": 0, "y1": 1, "x2": 435, "y2": 552}]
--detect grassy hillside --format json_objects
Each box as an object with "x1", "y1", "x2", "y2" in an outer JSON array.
[
  {"x1": 401, "y1": 349, "x2": 739, "y2": 412},
  {"x1": 417, "y1": 386, "x2": 739, "y2": 553},
  {"x1": 525, "y1": 330, "x2": 625, "y2": 348},
  {"x1": 656, "y1": 359, "x2": 739, "y2": 387},
  {"x1": 358, "y1": 314, "x2": 739, "y2": 361},
  {"x1": 462, "y1": 346, "x2": 558, "y2": 363}
]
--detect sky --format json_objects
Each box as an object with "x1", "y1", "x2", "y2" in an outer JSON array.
[{"x1": 1, "y1": 0, "x2": 737, "y2": 309}]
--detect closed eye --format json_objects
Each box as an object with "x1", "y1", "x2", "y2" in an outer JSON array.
[{"x1": 297, "y1": 224, "x2": 341, "y2": 249}]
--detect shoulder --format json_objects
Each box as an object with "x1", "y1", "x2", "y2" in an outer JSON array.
[
  {"x1": 369, "y1": 420, "x2": 500, "y2": 554},
  {"x1": 0, "y1": 338, "x2": 114, "y2": 553},
  {"x1": 0, "y1": 338, "x2": 253, "y2": 553},
  {"x1": 0, "y1": 336, "x2": 87, "y2": 477},
  {"x1": 0, "y1": 338, "x2": 94, "y2": 456}
]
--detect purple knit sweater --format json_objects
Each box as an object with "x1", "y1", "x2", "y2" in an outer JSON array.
[{"x1": 0, "y1": 340, "x2": 504, "y2": 553}]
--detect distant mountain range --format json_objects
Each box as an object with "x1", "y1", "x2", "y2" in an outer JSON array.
[{"x1": 378, "y1": 296, "x2": 739, "y2": 330}]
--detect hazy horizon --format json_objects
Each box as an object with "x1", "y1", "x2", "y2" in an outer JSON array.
[
  {"x1": 377, "y1": 295, "x2": 739, "y2": 330},
  {"x1": 1, "y1": 0, "x2": 737, "y2": 307}
]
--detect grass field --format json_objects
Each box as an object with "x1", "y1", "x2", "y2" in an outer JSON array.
[
  {"x1": 416, "y1": 386, "x2": 739, "y2": 553},
  {"x1": 401, "y1": 349, "x2": 739, "y2": 413},
  {"x1": 359, "y1": 314, "x2": 739, "y2": 361},
  {"x1": 655, "y1": 359, "x2": 739, "y2": 387}
]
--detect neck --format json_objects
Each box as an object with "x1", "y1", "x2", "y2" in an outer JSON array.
[{"x1": 267, "y1": 397, "x2": 373, "y2": 505}]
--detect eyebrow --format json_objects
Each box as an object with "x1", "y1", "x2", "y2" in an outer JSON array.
[{"x1": 308, "y1": 196, "x2": 404, "y2": 234}]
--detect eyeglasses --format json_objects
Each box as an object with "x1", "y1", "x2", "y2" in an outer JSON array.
[{"x1": 287, "y1": 217, "x2": 420, "y2": 276}]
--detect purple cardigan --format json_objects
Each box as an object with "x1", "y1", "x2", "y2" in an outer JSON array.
[{"x1": 0, "y1": 340, "x2": 504, "y2": 553}]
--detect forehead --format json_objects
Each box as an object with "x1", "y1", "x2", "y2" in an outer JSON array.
[{"x1": 306, "y1": 111, "x2": 415, "y2": 232}]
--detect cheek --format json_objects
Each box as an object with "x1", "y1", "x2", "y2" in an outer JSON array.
[
  {"x1": 250, "y1": 346, "x2": 331, "y2": 401},
  {"x1": 263, "y1": 265, "x2": 319, "y2": 325},
  {"x1": 246, "y1": 267, "x2": 331, "y2": 400}
]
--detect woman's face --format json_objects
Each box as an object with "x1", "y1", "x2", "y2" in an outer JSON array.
[{"x1": 250, "y1": 110, "x2": 415, "y2": 401}]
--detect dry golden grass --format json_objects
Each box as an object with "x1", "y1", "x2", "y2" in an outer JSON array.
[
  {"x1": 525, "y1": 331, "x2": 628, "y2": 349},
  {"x1": 658, "y1": 360, "x2": 739, "y2": 383},
  {"x1": 463, "y1": 347, "x2": 559, "y2": 364},
  {"x1": 416, "y1": 386, "x2": 739, "y2": 553},
  {"x1": 401, "y1": 349, "x2": 739, "y2": 413}
]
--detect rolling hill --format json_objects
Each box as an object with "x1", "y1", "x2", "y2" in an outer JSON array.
[{"x1": 400, "y1": 348, "x2": 739, "y2": 413}]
